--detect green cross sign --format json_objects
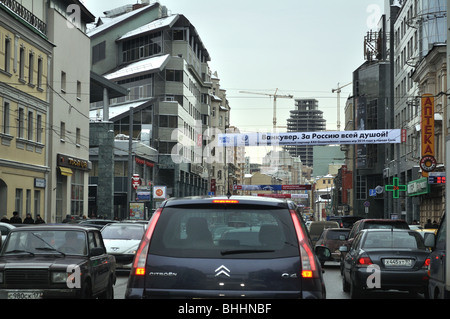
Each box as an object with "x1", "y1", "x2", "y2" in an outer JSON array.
[{"x1": 385, "y1": 177, "x2": 407, "y2": 198}]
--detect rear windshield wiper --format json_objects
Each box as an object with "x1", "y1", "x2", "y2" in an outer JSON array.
[{"x1": 220, "y1": 249, "x2": 275, "y2": 256}]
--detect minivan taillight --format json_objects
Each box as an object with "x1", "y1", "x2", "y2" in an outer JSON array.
[
  {"x1": 132, "y1": 208, "x2": 162, "y2": 276},
  {"x1": 290, "y1": 211, "x2": 318, "y2": 279}
]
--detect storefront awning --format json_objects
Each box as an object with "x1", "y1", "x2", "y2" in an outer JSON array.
[{"x1": 59, "y1": 167, "x2": 73, "y2": 176}]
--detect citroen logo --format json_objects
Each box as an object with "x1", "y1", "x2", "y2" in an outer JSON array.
[{"x1": 215, "y1": 265, "x2": 230, "y2": 277}]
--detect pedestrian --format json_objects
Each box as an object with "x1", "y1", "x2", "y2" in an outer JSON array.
[
  {"x1": 23, "y1": 213, "x2": 35, "y2": 224},
  {"x1": 62, "y1": 214, "x2": 72, "y2": 223},
  {"x1": 9, "y1": 211, "x2": 22, "y2": 224},
  {"x1": 0, "y1": 215, "x2": 9, "y2": 223},
  {"x1": 424, "y1": 219, "x2": 433, "y2": 228},
  {"x1": 35, "y1": 215, "x2": 45, "y2": 224}
]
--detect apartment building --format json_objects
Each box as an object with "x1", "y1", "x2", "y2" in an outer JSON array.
[
  {"x1": 88, "y1": 2, "x2": 214, "y2": 216},
  {"x1": 387, "y1": 0, "x2": 446, "y2": 223},
  {"x1": 0, "y1": 0, "x2": 52, "y2": 220}
]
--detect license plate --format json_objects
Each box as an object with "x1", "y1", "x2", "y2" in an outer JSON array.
[
  {"x1": 383, "y1": 259, "x2": 412, "y2": 267},
  {"x1": 7, "y1": 291, "x2": 43, "y2": 299}
]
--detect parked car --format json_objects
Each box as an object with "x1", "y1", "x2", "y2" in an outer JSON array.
[
  {"x1": 0, "y1": 225, "x2": 116, "y2": 299},
  {"x1": 0, "y1": 223, "x2": 16, "y2": 247},
  {"x1": 126, "y1": 196, "x2": 329, "y2": 299},
  {"x1": 315, "y1": 228, "x2": 350, "y2": 265},
  {"x1": 339, "y1": 218, "x2": 410, "y2": 274},
  {"x1": 308, "y1": 221, "x2": 340, "y2": 246},
  {"x1": 340, "y1": 229, "x2": 430, "y2": 298},
  {"x1": 101, "y1": 222, "x2": 147, "y2": 269},
  {"x1": 425, "y1": 213, "x2": 448, "y2": 299}
]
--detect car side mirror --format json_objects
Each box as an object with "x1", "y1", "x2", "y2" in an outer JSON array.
[
  {"x1": 315, "y1": 246, "x2": 332, "y2": 264},
  {"x1": 339, "y1": 235, "x2": 347, "y2": 240},
  {"x1": 90, "y1": 247, "x2": 105, "y2": 257},
  {"x1": 339, "y1": 246, "x2": 348, "y2": 252}
]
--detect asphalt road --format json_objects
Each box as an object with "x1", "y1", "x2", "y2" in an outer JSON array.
[{"x1": 113, "y1": 262, "x2": 426, "y2": 299}]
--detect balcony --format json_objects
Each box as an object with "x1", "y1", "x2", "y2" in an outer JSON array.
[{"x1": 0, "y1": 0, "x2": 47, "y2": 35}]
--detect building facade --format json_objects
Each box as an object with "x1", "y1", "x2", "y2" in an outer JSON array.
[
  {"x1": 46, "y1": 0, "x2": 95, "y2": 222},
  {"x1": 0, "y1": 0, "x2": 52, "y2": 221},
  {"x1": 88, "y1": 2, "x2": 214, "y2": 215}
]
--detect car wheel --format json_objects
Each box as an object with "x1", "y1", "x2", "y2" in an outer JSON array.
[
  {"x1": 99, "y1": 277, "x2": 114, "y2": 299},
  {"x1": 350, "y1": 278, "x2": 362, "y2": 299},
  {"x1": 342, "y1": 272, "x2": 350, "y2": 292},
  {"x1": 81, "y1": 280, "x2": 93, "y2": 299}
]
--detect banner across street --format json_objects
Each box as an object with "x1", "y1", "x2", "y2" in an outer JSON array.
[{"x1": 218, "y1": 129, "x2": 405, "y2": 147}]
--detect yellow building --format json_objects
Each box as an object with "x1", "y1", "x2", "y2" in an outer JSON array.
[{"x1": 0, "y1": 3, "x2": 52, "y2": 221}]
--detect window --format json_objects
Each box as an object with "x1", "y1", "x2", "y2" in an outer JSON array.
[
  {"x1": 27, "y1": 111, "x2": 33, "y2": 141},
  {"x1": 92, "y1": 41, "x2": 106, "y2": 64},
  {"x1": 356, "y1": 175, "x2": 367, "y2": 200},
  {"x1": 4, "y1": 37, "x2": 11, "y2": 73},
  {"x1": 76, "y1": 127, "x2": 81, "y2": 145},
  {"x1": 71, "y1": 170, "x2": 84, "y2": 216},
  {"x1": 148, "y1": 207, "x2": 298, "y2": 259},
  {"x1": 37, "y1": 57, "x2": 43, "y2": 88},
  {"x1": 26, "y1": 189, "x2": 31, "y2": 216},
  {"x1": 28, "y1": 52, "x2": 34, "y2": 85},
  {"x1": 60, "y1": 121, "x2": 65, "y2": 141},
  {"x1": 18, "y1": 107, "x2": 25, "y2": 138},
  {"x1": 61, "y1": 71, "x2": 66, "y2": 93},
  {"x1": 19, "y1": 47, "x2": 25, "y2": 81},
  {"x1": 34, "y1": 190, "x2": 41, "y2": 218},
  {"x1": 77, "y1": 81, "x2": 81, "y2": 100},
  {"x1": 2, "y1": 101, "x2": 10, "y2": 135},
  {"x1": 15, "y1": 189, "x2": 23, "y2": 215},
  {"x1": 36, "y1": 114, "x2": 42, "y2": 143}
]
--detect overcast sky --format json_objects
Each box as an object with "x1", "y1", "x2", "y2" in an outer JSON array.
[{"x1": 82, "y1": 0, "x2": 386, "y2": 161}]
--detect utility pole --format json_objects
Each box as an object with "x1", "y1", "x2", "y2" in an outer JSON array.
[{"x1": 332, "y1": 82, "x2": 352, "y2": 131}]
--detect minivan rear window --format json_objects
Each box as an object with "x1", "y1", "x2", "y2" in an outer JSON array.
[{"x1": 148, "y1": 205, "x2": 299, "y2": 259}]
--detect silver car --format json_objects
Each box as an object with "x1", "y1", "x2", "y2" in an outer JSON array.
[{"x1": 101, "y1": 223, "x2": 147, "y2": 269}]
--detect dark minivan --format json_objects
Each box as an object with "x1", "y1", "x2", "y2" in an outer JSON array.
[{"x1": 126, "y1": 196, "x2": 328, "y2": 299}]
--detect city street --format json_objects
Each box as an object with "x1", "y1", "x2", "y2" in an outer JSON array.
[{"x1": 113, "y1": 262, "x2": 426, "y2": 299}]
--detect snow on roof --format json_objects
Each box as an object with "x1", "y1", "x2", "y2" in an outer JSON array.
[
  {"x1": 90, "y1": 100, "x2": 150, "y2": 122},
  {"x1": 118, "y1": 15, "x2": 179, "y2": 41},
  {"x1": 87, "y1": 4, "x2": 152, "y2": 37},
  {"x1": 104, "y1": 54, "x2": 170, "y2": 80}
]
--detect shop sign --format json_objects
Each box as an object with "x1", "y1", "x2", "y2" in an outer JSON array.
[{"x1": 407, "y1": 178, "x2": 430, "y2": 196}]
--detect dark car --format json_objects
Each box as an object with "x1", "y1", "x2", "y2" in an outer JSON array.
[
  {"x1": 328, "y1": 216, "x2": 362, "y2": 228},
  {"x1": 340, "y1": 229, "x2": 430, "y2": 298},
  {"x1": 339, "y1": 218, "x2": 410, "y2": 274},
  {"x1": 126, "y1": 196, "x2": 329, "y2": 299},
  {"x1": 0, "y1": 225, "x2": 116, "y2": 299},
  {"x1": 315, "y1": 228, "x2": 350, "y2": 265},
  {"x1": 425, "y1": 213, "x2": 448, "y2": 299}
]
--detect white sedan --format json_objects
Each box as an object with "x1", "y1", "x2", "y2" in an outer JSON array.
[{"x1": 101, "y1": 223, "x2": 147, "y2": 269}]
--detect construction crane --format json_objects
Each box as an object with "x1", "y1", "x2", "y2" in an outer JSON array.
[
  {"x1": 332, "y1": 82, "x2": 352, "y2": 131},
  {"x1": 239, "y1": 89, "x2": 294, "y2": 133}
]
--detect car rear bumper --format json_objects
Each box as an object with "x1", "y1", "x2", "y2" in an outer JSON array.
[
  {"x1": 353, "y1": 267, "x2": 429, "y2": 292},
  {"x1": 126, "y1": 287, "x2": 314, "y2": 299}
]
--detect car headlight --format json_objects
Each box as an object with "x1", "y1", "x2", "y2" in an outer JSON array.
[{"x1": 51, "y1": 272, "x2": 68, "y2": 284}]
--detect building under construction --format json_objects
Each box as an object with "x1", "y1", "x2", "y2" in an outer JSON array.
[{"x1": 285, "y1": 99, "x2": 326, "y2": 167}]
